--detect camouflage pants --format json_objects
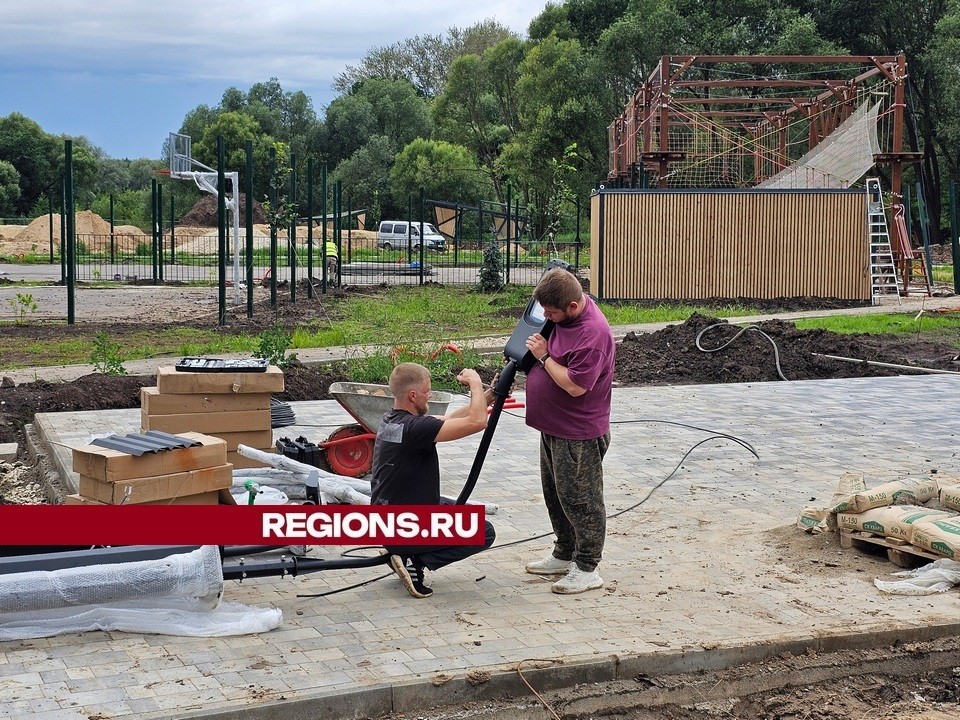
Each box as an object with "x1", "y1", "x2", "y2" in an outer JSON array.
[{"x1": 539, "y1": 432, "x2": 610, "y2": 572}]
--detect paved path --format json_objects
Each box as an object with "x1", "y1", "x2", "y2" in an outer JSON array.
[{"x1": 4, "y1": 375, "x2": 960, "y2": 719}]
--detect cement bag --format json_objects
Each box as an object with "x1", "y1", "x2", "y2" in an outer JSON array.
[
  {"x1": 827, "y1": 473, "x2": 867, "y2": 513},
  {"x1": 883, "y1": 505, "x2": 956, "y2": 544},
  {"x1": 939, "y1": 484, "x2": 960, "y2": 512},
  {"x1": 874, "y1": 558, "x2": 960, "y2": 595},
  {"x1": 837, "y1": 507, "x2": 902, "y2": 537},
  {"x1": 912, "y1": 516, "x2": 960, "y2": 559},
  {"x1": 797, "y1": 507, "x2": 833, "y2": 534},
  {"x1": 831, "y1": 476, "x2": 939, "y2": 514}
]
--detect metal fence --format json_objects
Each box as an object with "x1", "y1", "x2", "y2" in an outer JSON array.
[{"x1": 72, "y1": 229, "x2": 584, "y2": 288}]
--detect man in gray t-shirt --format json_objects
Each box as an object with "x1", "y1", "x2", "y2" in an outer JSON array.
[{"x1": 371, "y1": 362, "x2": 496, "y2": 598}]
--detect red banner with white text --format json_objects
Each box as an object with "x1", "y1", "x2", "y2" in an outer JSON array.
[{"x1": 0, "y1": 505, "x2": 485, "y2": 546}]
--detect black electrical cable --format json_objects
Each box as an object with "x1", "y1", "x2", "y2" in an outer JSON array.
[
  {"x1": 696, "y1": 322, "x2": 789, "y2": 380},
  {"x1": 288, "y1": 420, "x2": 758, "y2": 597}
]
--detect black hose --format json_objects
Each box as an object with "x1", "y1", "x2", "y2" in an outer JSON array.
[{"x1": 695, "y1": 322, "x2": 789, "y2": 381}]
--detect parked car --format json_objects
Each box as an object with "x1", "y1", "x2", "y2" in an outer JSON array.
[{"x1": 377, "y1": 221, "x2": 446, "y2": 251}]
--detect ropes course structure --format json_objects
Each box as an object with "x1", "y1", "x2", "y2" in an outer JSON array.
[{"x1": 607, "y1": 55, "x2": 919, "y2": 201}]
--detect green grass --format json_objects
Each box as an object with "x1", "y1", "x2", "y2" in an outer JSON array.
[
  {"x1": 794, "y1": 312, "x2": 960, "y2": 340},
  {"x1": 6, "y1": 283, "x2": 957, "y2": 371}
]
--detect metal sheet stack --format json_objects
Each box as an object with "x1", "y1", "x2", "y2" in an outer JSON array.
[{"x1": 67, "y1": 431, "x2": 232, "y2": 505}]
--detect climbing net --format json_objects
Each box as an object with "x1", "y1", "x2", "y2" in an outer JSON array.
[{"x1": 625, "y1": 59, "x2": 901, "y2": 190}]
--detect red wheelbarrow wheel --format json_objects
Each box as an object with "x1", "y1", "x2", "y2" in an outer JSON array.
[{"x1": 322, "y1": 424, "x2": 375, "y2": 477}]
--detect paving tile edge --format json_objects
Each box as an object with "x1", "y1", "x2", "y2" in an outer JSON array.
[{"x1": 142, "y1": 620, "x2": 960, "y2": 720}]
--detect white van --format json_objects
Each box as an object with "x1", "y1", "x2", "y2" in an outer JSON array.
[{"x1": 377, "y1": 221, "x2": 446, "y2": 252}]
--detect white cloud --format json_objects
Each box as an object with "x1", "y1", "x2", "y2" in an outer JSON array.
[{"x1": 1, "y1": 0, "x2": 545, "y2": 87}]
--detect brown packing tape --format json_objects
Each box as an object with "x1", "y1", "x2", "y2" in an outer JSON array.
[
  {"x1": 156, "y1": 365, "x2": 285, "y2": 394},
  {"x1": 70, "y1": 432, "x2": 228, "y2": 482},
  {"x1": 78, "y1": 464, "x2": 234, "y2": 505},
  {"x1": 141, "y1": 386, "x2": 272, "y2": 414}
]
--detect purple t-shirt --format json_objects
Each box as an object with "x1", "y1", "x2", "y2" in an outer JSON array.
[{"x1": 524, "y1": 296, "x2": 615, "y2": 440}]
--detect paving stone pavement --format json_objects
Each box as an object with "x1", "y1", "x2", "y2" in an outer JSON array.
[{"x1": 4, "y1": 374, "x2": 960, "y2": 719}]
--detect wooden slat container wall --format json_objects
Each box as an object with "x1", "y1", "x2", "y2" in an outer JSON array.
[{"x1": 590, "y1": 189, "x2": 869, "y2": 301}]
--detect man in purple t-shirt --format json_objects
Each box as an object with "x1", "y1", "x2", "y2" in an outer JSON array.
[{"x1": 523, "y1": 268, "x2": 615, "y2": 594}]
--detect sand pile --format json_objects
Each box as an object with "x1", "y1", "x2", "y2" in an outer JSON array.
[{"x1": 0, "y1": 211, "x2": 150, "y2": 255}]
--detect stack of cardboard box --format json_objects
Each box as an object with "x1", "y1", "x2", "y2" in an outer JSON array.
[
  {"x1": 67, "y1": 432, "x2": 232, "y2": 505},
  {"x1": 140, "y1": 365, "x2": 284, "y2": 469}
]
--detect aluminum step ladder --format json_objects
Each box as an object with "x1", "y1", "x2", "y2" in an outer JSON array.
[{"x1": 866, "y1": 178, "x2": 901, "y2": 306}]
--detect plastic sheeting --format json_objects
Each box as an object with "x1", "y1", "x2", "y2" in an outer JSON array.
[
  {"x1": 874, "y1": 558, "x2": 960, "y2": 595},
  {"x1": 0, "y1": 544, "x2": 224, "y2": 613},
  {"x1": 0, "y1": 545, "x2": 282, "y2": 639}
]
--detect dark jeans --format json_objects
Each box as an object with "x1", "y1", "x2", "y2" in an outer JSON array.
[{"x1": 385, "y1": 497, "x2": 496, "y2": 571}]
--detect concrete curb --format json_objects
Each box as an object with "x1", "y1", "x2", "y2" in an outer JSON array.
[{"x1": 143, "y1": 621, "x2": 960, "y2": 720}]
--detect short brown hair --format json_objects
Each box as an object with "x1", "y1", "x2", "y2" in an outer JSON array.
[
  {"x1": 533, "y1": 268, "x2": 583, "y2": 309},
  {"x1": 389, "y1": 362, "x2": 430, "y2": 398}
]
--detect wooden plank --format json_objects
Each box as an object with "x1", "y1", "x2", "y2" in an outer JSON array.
[{"x1": 839, "y1": 529, "x2": 942, "y2": 568}]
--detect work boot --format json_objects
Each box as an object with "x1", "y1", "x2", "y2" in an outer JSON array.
[
  {"x1": 525, "y1": 555, "x2": 573, "y2": 575},
  {"x1": 388, "y1": 554, "x2": 433, "y2": 598},
  {"x1": 551, "y1": 566, "x2": 603, "y2": 594}
]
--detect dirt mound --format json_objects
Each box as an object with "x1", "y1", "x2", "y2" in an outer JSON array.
[
  {"x1": 180, "y1": 194, "x2": 266, "y2": 227},
  {"x1": 615, "y1": 312, "x2": 960, "y2": 385}
]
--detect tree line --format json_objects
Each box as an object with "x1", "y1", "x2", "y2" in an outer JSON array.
[{"x1": 1, "y1": 0, "x2": 957, "y2": 240}]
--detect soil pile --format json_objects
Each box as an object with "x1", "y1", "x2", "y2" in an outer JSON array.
[
  {"x1": 180, "y1": 193, "x2": 266, "y2": 227},
  {"x1": 3, "y1": 313, "x2": 960, "y2": 446}
]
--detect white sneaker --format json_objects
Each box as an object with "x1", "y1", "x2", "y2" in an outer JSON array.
[
  {"x1": 551, "y1": 566, "x2": 603, "y2": 594},
  {"x1": 525, "y1": 555, "x2": 573, "y2": 575}
]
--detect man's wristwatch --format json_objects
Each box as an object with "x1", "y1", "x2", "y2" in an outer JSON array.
[{"x1": 538, "y1": 352, "x2": 550, "y2": 367}]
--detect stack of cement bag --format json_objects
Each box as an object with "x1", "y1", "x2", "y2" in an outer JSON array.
[{"x1": 798, "y1": 473, "x2": 960, "y2": 559}]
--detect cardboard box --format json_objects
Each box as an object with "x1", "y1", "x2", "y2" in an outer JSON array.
[
  {"x1": 156, "y1": 365, "x2": 285, "y2": 395},
  {"x1": 71, "y1": 432, "x2": 227, "y2": 482},
  {"x1": 79, "y1": 464, "x2": 234, "y2": 505},
  {"x1": 65, "y1": 491, "x2": 221, "y2": 505},
  {"x1": 215, "y1": 430, "x2": 275, "y2": 453},
  {"x1": 141, "y1": 408, "x2": 272, "y2": 434},
  {"x1": 141, "y1": 387, "x2": 271, "y2": 415}
]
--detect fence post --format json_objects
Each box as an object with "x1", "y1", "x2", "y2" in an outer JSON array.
[
  {"x1": 916, "y1": 181, "x2": 934, "y2": 285},
  {"x1": 217, "y1": 136, "x2": 227, "y2": 325},
  {"x1": 321, "y1": 162, "x2": 328, "y2": 294},
  {"x1": 269, "y1": 146, "x2": 277, "y2": 309},
  {"x1": 307, "y1": 157, "x2": 314, "y2": 299},
  {"x1": 950, "y1": 180, "x2": 958, "y2": 295},
  {"x1": 150, "y1": 178, "x2": 158, "y2": 285},
  {"x1": 575, "y1": 195, "x2": 582, "y2": 270},
  {"x1": 60, "y1": 180, "x2": 66, "y2": 283},
  {"x1": 65, "y1": 139, "x2": 75, "y2": 324},
  {"x1": 170, "y1": 193, "x2": 176, "y2": 266},
  {"x1": 505, "y1": 184, "x2": 512, "y2": 285},
  {"x1": 245, "y1": 140, "x2": 254, "y2": 317},
  {"x1": 48, "y1": 194, "x2": 54, "y2": 263},
  {"x1": 109, "y1": 193, "x2": 115, "y2": 264},
  {"x1": 419, "y1": 187, "x2": 425, "y2": 285},
  {"x1": 289, "y1": 152, "x2": 297, "y2": 302},
  {"x1": 157, "y1": 183, "x2": 164, "y2": 282},
  {"x1": 335, "y1": 180, "x2": 343, "y2": 287}
]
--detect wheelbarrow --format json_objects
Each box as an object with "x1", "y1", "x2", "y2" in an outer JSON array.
[{"x1": 321, "y1": 382, "x2": 453, "y2": 477}]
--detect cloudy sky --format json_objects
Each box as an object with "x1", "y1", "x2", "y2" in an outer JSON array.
[{"x1": 0, "y1": 1, "x2": 547, "y2": 160}]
